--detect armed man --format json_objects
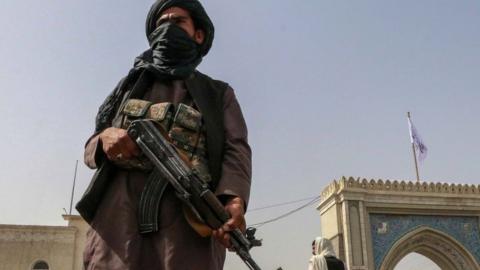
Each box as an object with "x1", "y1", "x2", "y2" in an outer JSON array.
[{"x1": 76, "y1": 0, "x2": 253, "y2": 269}]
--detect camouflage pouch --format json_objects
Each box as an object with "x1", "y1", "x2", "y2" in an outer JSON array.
[
  {"x1": 115, "y1": 100, "x2": 211, "y2": 182},
  {"x1": 121, "y1": 99, "x2": 152, "y2": 129},
  {"x1": 146, "y1": 102, "x2": 175, "y2": 131},
  {"x1": 169, "y1": 103, "x2": 206, "y2": 156},
  {"x1": 169, "y1": 103, "x2": 211, "y2": 183},
  {"x1": 191, "y1": 155, "x2": 212, "y2": 183},
  {"x1": 116, "y1": 99, "x2": 174, "y2": 171},
  {"x1": 173, "y1": 103, "x2": 202, "y2": 131}
]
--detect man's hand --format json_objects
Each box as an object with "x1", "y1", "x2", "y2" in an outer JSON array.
[
  {"x1": 99, "y1": 127, "x2": 140, "y2": 161},
  {"x1": 212, "y1": 196, "x2": 246, "y2": 249}
]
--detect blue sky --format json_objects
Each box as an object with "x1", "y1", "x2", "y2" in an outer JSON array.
[{"x1": 0, "y1": 1, "x2": 479, "y2": 269}]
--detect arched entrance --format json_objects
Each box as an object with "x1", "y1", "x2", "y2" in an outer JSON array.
[
  {"x1": 394, "y1": 252, "x2": 440, "y2": 270},
  {"x1": 382, "y1": 227, "x2": 479, "y2": 270}
]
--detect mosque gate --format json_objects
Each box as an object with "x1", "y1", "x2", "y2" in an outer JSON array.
[{"x1": 317, "y1": 177, "x2": 480, "y2": 270}]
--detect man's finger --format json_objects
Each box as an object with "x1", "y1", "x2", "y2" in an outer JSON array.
[
  {"x1": 222, "y1": 233, "x2": 231, "y2": 248},
  {"x1": 225, "y1": 214, "x2": 246, "y2": 233},
  {"x1": 119, "y1": 134, "x2": 138, "y2": 158},
  {"x1": 105, "y1": 145, "x2": 122, "y2": 160},
  {"x1": 222, "y1": 220, "x2": 234, "y2": 232},
  {"x1": 120, "y1": 150, "x2": 132, "y2": 159}
]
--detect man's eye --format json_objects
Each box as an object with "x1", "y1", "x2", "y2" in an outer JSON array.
[
  {"x1": 172, "y1": 17, "x2": 184, "y2": 24},
  {"x1": 157, "y1": 18, "x2": 167, "y2": 25}
]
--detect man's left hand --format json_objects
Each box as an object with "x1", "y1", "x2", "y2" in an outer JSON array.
[{"x1": 212, "y1": 196, "x2": 246, "y2": 249}]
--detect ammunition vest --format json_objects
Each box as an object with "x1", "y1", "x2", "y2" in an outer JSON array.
[
  {"x1": 114, "y1": 98, "x2": 212, "y2": 183},
  {"x1": 76, "y1": 71, "x2": 228, "y2": 223}
]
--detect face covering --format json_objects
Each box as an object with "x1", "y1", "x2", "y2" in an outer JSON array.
[
  {"x1": 95, "y1": 1, "x2": 212, "y2": 133},
  {"x1": 136, "y1": 22, "x2": 202, "y2": 79},
  {"x1": 145, "y1": 0, "x2": 214, "y2": 57}
]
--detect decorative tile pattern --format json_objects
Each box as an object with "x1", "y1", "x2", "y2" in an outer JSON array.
[
  {"x1": 369, "y1": 214, "x2": 480, "y2": 269},
  {"x1": 320, "y1": 177, "x2": 480, "y2": 204}
]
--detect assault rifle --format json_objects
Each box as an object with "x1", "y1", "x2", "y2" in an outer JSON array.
[{"x1": 127, "y1": 119, "x2": 262, "y2": 270}]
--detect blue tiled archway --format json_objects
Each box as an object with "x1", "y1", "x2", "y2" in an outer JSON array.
[{"x1": 369, "y1": 214, "x2": 480, "y2": 270}]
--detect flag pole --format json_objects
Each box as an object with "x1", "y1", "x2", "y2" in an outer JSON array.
[
  {"x1": 69, "y1": 160, "x2": 78, "y2": 215},
  {"x1": 407, "y1": 112, "x2": 420, "y2": 182}
]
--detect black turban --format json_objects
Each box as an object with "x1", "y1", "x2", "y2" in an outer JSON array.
[
  {"x1": 145, "y1": 0, "x2": 214, "y2": 56},
  {"x1": 93, "y1": 0, "x2": 214, "y2": 133}
]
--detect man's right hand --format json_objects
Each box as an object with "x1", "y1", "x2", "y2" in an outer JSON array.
[{"x1": 99, "y1": 127, "x2": 140, "y2": 161}]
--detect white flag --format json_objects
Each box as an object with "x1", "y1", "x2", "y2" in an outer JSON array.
[{"x1": 408, "y1": 117, "x2": 428, "y2": 163}]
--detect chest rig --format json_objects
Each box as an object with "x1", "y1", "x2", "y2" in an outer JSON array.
[
  {"x1": 115, "y1": 98, "x2": 212, "y2": 184},
  {"x1": 75, "y1": 71, "x2": 227, "y2": 226}
]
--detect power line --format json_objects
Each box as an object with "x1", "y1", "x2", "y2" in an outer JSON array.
[
  {"x1": 248, "y1": 196, "x2": 320, "y2": 212},
  {"x1": 249, "y1": 196, "x2": 321, "y2": 228}
]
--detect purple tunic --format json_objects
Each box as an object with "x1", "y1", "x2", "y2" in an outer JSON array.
[{"x1": 83, "y1": 80, "x2": 251, "y2": 270}]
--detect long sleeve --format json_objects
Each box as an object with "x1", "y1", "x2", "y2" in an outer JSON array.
[
  {"x1": 214, "y1": 87, "x2": 252, "y2": 207},
  {"x1": 308, "y1": 260, "x2": 314, "y2": 270},
  {"x1": 85, "y1": 76, "x2": 130, "y2": 169},
  {"x1": 84, "y1": 133, "x2": 105, "y2": 169}
]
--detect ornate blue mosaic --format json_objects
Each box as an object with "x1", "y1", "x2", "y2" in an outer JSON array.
[{"x1": 369, "y1": 214, "x2": 480, "y2": 269}]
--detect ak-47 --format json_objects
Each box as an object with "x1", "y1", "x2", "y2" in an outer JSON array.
[{"x1": 127, "y1": 119, "x2": 262, "y2": 270}]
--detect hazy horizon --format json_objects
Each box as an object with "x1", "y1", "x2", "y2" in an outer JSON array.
[{"x1": 1, "y1": 1, "x2": 479, "y2": 269}]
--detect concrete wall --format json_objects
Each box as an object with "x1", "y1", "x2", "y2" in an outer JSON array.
[{"x1": 0, "y1": 215, "x2": 89, "y2": 270}]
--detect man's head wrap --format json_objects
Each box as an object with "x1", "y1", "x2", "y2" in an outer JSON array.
[
  {"x1": 94, "y1": 0, "x2": 214, "y2": 133},
  {"x1": 308, "y1": 237, "x2": 337, "y2": 270},
  {"x1": 145, "y1": 0, "x2": 214, "y2": 56}
]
